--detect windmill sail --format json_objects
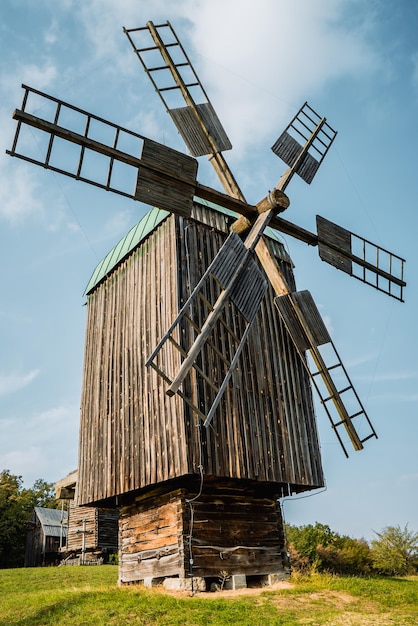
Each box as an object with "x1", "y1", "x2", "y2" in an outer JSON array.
[
  {"x1": 316, "y1": 216, "x2": 406, "y2": 302},
  {"x1": 270, "y1": 215, "x2": 406, "y2": 302},
  {"x1": 124, "y1": 21, "x2": 245, "y2": 202},
  {"x1": 272, "y1": 102, "x2": 337, "y2": 185},
  {"x1": 7, "y1": 85, "x2": 198, "y2": 217},
  {"x1": 274, "y1": 290, "x2": 377, "y2": 457}
]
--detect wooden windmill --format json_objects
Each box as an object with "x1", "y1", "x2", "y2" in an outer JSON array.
[{"x1": 7, "y1": 21, "x2": 405, "y2": 590}]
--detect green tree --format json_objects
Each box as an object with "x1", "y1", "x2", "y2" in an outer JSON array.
[
  {"x1": 0, "y1": 470, "x2": 58, "y2": 568},
  {"x1": 285, "y1": 522, "x2": 337, "y2": 572},
  {"x1": 286, "y1": 523, "x2": 373, "y2": 575},
  {"x1": 371, "y1": 524, "x2": 418, "y2": 576}
]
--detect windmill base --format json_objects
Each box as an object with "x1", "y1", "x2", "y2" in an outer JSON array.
[{"x1": 118, "y1": 479, "x2": 290, "y2": 589}]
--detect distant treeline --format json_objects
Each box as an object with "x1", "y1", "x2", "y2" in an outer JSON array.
[{"x1": 286, "y1": 522, "x2": 418, "y2": 576}]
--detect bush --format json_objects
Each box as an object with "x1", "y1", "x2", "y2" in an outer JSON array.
[
  {"x1": 370, "y1": 525, "x2": 418, "y2": 576},
  {"x1": 285, "y1": 522, "x2": 373, "y2": 576}
]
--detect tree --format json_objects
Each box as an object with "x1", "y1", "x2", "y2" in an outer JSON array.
[
  {"x1": 371, "y1": 525, "x2": 418, "y2": 576},
  {"x1": 0, "y1": 470, "x2": 58, "y2": 568},
  {"x1": 285, "y1": 523, "x2": 373, "y2": 575},
  {"x1": 285, "y1": 522, "x2": 337, "y2": 572}
]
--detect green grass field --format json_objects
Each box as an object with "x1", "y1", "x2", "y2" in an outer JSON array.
[{"x1": 0, "y1": 566, "x2": 417, "y2": 625}]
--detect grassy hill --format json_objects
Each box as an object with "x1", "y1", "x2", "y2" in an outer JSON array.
[{"x1": 1, "y1": 566, "x2": 417, "y2": 625}]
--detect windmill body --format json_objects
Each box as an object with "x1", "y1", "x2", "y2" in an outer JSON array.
[
  {"x1": 6, "y1": 21, "x2": 406, "y2": 589},
  {"x1": 78, "y1": 201, "x2": 323, "y2": 583}
]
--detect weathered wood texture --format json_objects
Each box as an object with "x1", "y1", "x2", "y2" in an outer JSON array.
[
  {"x1": 66, "y1": 501, "x2": 118, "y2": 553},
  {"x1": 118, "y1": 480, "x2": 288, "y2": 583},
  {"x1": 77, "y1": 202, "x2": 324, "y2": 506},
  {"x1": 119, "y1": 487, "x2": 185, "y2": 583}
]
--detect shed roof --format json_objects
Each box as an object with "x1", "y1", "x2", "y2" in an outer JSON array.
[
  {"x1": 34, "y1": 507, "x2": 68, "y2": 538},
  {"x1": 84, "y1": 198, "x2": 290, "y2": 295}
]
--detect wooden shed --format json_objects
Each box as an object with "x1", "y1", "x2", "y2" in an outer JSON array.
[
  {"x1": 55, "y1": 471, "x2": 118, "y2": 564},
  {"x1": 25, "y1": 507, "x2": 67, "y2": 567},
  {"x1": 77, "y1": 199, "x2": 324, "y2": 587}
]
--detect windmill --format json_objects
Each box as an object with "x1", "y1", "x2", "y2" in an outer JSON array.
[{"x1": 7, "y1": 21, "x2": 406, "y2": 589}]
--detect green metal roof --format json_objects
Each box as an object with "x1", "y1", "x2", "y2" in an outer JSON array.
[
  {"x1": 84, "y1": 198, "x2": 289, "y2": 295},
  {"x1": 84, "y1": 207, "x2": 169, "y2": 294}
]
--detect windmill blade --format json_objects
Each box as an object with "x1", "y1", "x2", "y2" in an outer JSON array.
[
  {"x1": 7, "y1": 85, "x2": 198, "y2": 216},
  {"x1": 316, "y1": 216, "x2": 406, "y2": 302},
  {"x1": 266, "y1": 215, "x2": 406, "y2": 302},
  {"x1": 124, "y1": 21, "x2": 246, "y2": 201},
  {"x1": 146, "y1": 231, "x2": 267, "y2": 427},
  {"x1": 7, "y1": 85, "x2": 261, "y2": 221},
  {"x1": 231, "y1": 102, "x2": 337, "y2": 235},
  {"x1": 274, "y1": 290, "x2": 377, "y2": 456},
  {"x1": 272, "y1": 102, "x2": 337, "y2": 187}
]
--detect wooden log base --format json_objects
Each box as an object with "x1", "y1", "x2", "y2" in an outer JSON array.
[{"x1": 118, "y1": 479, "x2": 290, "y2": 587}]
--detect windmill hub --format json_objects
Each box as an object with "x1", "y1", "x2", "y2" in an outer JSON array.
[{"x1": 231, "y1": 188, "x2": 290, "y2": 235}]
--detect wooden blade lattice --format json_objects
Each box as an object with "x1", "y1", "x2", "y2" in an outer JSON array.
[
  {"x1": 316, "y1": 216, "x2": 406, "y2": 302},
  {"x1": 274, "y1": 290, "x2": 377, "y2": 456},
  {"x1": 272, "y1": 102, "x2": 337, "y2": 185},
  {"x1": 146, "y1": 232, "x2": 267, "y2": 426},
  {"x1": 7, "y1": 85, "x2": 198, "y2": 216},
  {"x1": 124, "y1": 21, "x2": 245, "y2": 201}
]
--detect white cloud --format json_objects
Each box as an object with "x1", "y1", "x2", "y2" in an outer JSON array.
[
  {"x1": 0, "y1": 159, "x2": 47, "y2": 224},
  {"x1": 0, "y1": 61, "x2": 57, "y2": 100},
  {"x1": 0, "y1": 446, "x2": 45, "y2": 483},
  {"x1": 186, "y1": 0, "x2": 380, "y2": 153},
  {"x1": 0, "y1": 369, "x2": 40, "y2": 397},
  {"x1": 63, "y1": 0, "x2": 381, "y2": 156},
  {"x1": 44, "y1": 19, "x2": 59, "y2": 46}
]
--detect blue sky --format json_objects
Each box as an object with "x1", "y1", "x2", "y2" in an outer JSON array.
[{"x1": 0, "y1": 0, "x2": 416, "y2": 541}]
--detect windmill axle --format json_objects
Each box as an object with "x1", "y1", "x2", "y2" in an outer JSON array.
[{"x1": 231, "y1": 188, "x2": 290, "y2": 235}]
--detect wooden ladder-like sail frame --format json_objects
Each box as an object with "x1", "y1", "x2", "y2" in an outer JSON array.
[
  {"x1": 124, "y1": 21, "x2": 246, "y2": 203},
  {"x1": 274, "y1": 290, "x2": 377, "y2": 457}
]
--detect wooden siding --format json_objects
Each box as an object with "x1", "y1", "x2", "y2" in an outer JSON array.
[
  {"x1": 78, "y1": 215, "x2": 185, "y2": 504},
  {"x1": 66, "y1": 501, "x2": 118, "y2": 552},
  {"x1": 119, "y1": 488, "x2": 185, "y2": 583},
  {"x1": 118, "y1": 480, "x2": 288, "y2": 583},
  {"x1": 77, "y1": 205, "x2": 324, "y2": 506},
  {"x1": 66, "y1": 503, "x2": 97, "y2": 552}
]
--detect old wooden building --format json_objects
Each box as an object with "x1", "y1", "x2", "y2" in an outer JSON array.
[
  {"x1": 56, "y1": 471, "x2": 118, "y2": 564},
  {"x1": 25, "y1": 507, "x2": 67, "y2": 567},
  {"x1": 77, "y1": 200, "x2": 324, "y2": 587}
]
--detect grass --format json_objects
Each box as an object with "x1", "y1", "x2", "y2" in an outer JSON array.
[{"x1": 0, "y1": 566, "x2": 417, "y2": 625}]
